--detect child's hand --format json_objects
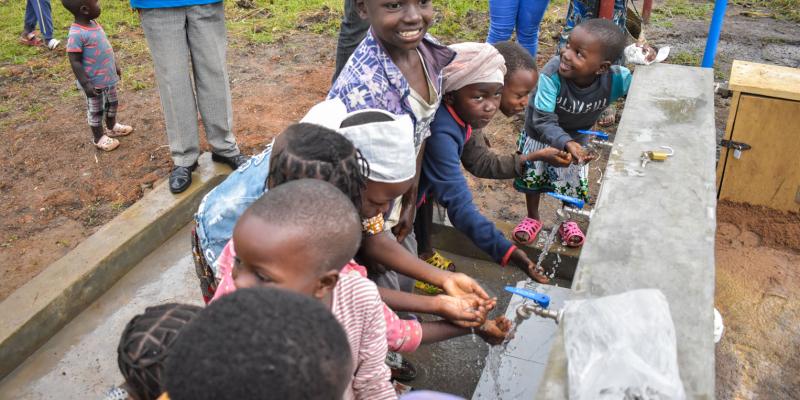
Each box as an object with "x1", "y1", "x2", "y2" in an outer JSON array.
[
  {"x1": 82, "y1": 82, "x2": 98, "y2": 98},
  {"x1": 442, "y1": 272, "x2": 492, "y2": 303},
  {"x1": 509, "y1": 249, "x2": 550, "y2": 284},
  {"x1": 478, "y1": 316, "x2": 513, "y2": 345},
  {"x1": 435, "y1": 293, "x2": 491, "y2": 328},
  {"x1": 565, "y1": 141, "x2": 589, "y2": 164},
  {"x1": 528, "y1": 147, "x2": 572, "y2": 167}
]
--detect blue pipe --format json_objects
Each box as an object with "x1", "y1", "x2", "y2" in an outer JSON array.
[
  {"x1": 701, "y1": 0, "x2": 728, "y2": 68},
  {"x1": 577, "y1": 129, "x2": 609, "y2": 141}
]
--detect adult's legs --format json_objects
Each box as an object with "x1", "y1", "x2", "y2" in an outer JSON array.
[
  {"x1": 332, "y1": 0, "x2": 370, "y2": 83},
  {"x1": 140, "y1": 7, "x2": 201, "y2": 168},
  {"x1": 25, "y1": 0, "x2": 54, "y2": 40},
  {"x1": 515, "y1": 0, "x2": 550, "y2": 57},
  {"x1": 23, "y1": 0, "x2": 37, "y2": 34},
  {"x1": 486, "y1": 0, "x2": 519, "y2": 44},
  {"x1": 186, "y1": 2, "x2": 240, "y2": 158}
]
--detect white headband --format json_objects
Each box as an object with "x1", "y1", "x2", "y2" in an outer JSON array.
[{"x1": 300, "y1": 99, "x2": 416, "y2": 183}]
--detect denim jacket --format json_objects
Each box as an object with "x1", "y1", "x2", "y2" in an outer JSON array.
[{"x1": 194, "y1": 144, "x2": 272, "y2": 273}]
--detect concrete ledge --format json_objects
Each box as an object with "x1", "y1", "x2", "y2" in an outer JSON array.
[
  {"x1": 537, "y1": 64, "x2": 717, "y2": 399},
  {"x1": 0, "y1": 153, "x2": 230, "y2": 380},
  {"x1": 429, "y1": 205, "x2": 581, "y2": 280}
]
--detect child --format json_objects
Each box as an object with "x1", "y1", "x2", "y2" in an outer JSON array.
[
  {"x1": 215, "y1": 180, "x2": 511, "y2": 399},
  {"x1": 513, "y1": 18, "x2": 631, "y2": 246},
  {"x1": 107, "y1": 303, "x2": 202, "y2": 400},
  {"x1": 193, "y1": 117, "x2": 489, "y2": 330},
  {"x1": 163, "y1": 288, "x2": 353, "y2": 400},
  {"x1": 62, "y1": 0, "x2": 133, "y2": 151},
  {"x1": 417, "y1": 42, "x2": 570, "y2": 284},
  {"x1": 416, "y1": 41, "x2": 570, "y2": 278},
  {"x1": 328, "y1": 0, "x2": 456, "y2": 275}
]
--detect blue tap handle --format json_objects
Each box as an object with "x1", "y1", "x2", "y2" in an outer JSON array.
[
  {"x1": 545, "y1": 192, "x2": 585, "y2": 209},
  {"x1": 505, "y1": 286, "x2": 551, "y2": 308},
  {"x1": 577, "y1": 129, "x2": 609, "y2": 141}
]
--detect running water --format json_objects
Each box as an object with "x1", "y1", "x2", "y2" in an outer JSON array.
[
  {"x1": 535, "y1": 226, "x2": 560, "y2": 279},
  {"x1": 484, "y1": 302, "x2": 530, "y2": 398}
]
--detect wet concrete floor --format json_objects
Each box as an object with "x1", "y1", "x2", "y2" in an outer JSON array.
[
  {"x1": 0, "y1": 228, "x2": 571, "y2": 399},
  {"x1": 0, "y1": 224, "x2": 202, "y2": 399}
]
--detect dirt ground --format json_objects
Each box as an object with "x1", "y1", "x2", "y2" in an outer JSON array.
[
  {"x1": 1, "y1": 1, "x2": 799, "y2": 397},
  {"x1": 0, "y1": 32, "x2": 337, "y2": 302}
]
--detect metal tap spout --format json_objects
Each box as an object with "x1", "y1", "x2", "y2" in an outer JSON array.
[{"x1": 516, "y1": 303, "x2": 563, "y2": 323}]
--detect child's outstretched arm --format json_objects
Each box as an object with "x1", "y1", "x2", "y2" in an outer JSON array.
[
  {"x1": 461, "y1": 129, "x2": 523, "y2": 180},
  {"x1": 377, "y1": 287, "x2": 493, "y2": 328},
  {"x1": 67, "y1": 52, "x2": 96, "y2": 98},
  {"x1": 361, "y1": 232, "x2": 491, "y2": 301},
  {"x1": 418, "y1": 316, "x2": 512, "y2": 345}
]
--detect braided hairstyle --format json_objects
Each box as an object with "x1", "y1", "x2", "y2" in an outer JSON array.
[
  {"x1": 269, "y1": 122, "x2": 370, "y2": 211},
  {"x1": 117, "y1": 303, "x2": 202, "y2": 400}
]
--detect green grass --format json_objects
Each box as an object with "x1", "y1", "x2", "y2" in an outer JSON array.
[
  {"x1": 732, "y1": 0, "x2": 800, "y2": 22},
  {"x1": 651, "y1": 0, "x2": 713, "y2": 27},
  {"x1": 670, "y1": 49, "x2": 702, "y2": 66}
]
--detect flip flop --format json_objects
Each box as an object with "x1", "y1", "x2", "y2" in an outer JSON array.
[
  {"x1": 559, "y1": 221, "x2": 585, "y2": 247},
  {"x1": 512, "y1": 217, "x2": 543, "y2": 245},
  {"x1": 598, "y1": 105, "x2": 616, "y2": 127},
  {"x1": 19, "y1": 32, "x2": 43, "y2": 46}
]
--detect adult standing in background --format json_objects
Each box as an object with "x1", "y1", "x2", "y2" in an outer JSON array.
[
  {"x1": 20, "y1": 0, "x2": 60, "y2": 49},
  {"x1": 131, "y1": 0, "x2": 247, "y2": 194},
  {"x1": 331, "y1": 0, "x2": 369, "y2": 83},
  {"x1": 486, "y1": 0, "x2": 550, "y2": 58}
]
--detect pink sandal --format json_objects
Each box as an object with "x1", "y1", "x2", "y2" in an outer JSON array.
[
  {"x1": 559, "y1": 221, "x2": 585, "y2": 247},
  {"x1": 512, "y1": 217, "x2": 543, "y2": 245}
]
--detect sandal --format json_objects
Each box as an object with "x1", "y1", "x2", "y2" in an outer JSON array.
[
  {"x1": 559, "y1": 221, "x2": 585, "y2": 247},
  {"x1": 414, "y1": 250, "x2": 455, "y2": 295},
  {"x1": 106, "y1": 123, "x2": 134, "y2": 138},
  {"x1": 94, "y1": 135, "x2": 119, "y2": 151},
  {"x1": 512, "y1": 217, "x2": 543, "y2": 245},
  {"x1": 19, "y1": 32, "x2": 43, "y2": 46}
]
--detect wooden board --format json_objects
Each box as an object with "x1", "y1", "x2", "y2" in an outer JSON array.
[
  {"x1": 729, "y1": 60, "x2": 800, "y2": 102},
  {"x1": 718, "y1": 94, "x2": 800, "y2": 211}
]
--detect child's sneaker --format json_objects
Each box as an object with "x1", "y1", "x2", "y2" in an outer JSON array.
[
  {"x1": 95, "y1": 135, "x2": 120, "y2": 151},
  {"x1": 107, "y1": 123, "x2": 134, "y2": 138},
  {"x1": 46, "y1": 38, "x2": 60, "y2": 50}
]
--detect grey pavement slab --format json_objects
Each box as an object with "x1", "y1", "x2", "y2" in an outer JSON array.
[
  {"x1": 0, "y1": 224, "x2": 201, "y2": 400},
  {"x1": 537, "y1": 64, "x2": 717, "y2": 399}
]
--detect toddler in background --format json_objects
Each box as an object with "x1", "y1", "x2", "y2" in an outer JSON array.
[
  {"x1": 163, "y1": 288, "x2": 353, "y2": 400},
  {"x1": 514, "y1": 18, "x2": 631, "y2": 247},
  {"x1": 62, "y1": 0, "x2": 133, "y2": 151}
]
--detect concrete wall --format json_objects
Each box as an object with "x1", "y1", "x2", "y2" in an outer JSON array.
[{"x1": 537, "y1": 64, "x2": 718, "y2": 399}]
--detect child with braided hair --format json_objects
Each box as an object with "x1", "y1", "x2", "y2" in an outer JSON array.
[{"x1": 105, "y1": 303, "x2": 202, "y2": 400}]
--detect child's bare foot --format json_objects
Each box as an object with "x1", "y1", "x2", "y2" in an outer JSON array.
[
  {"x1": 478, "y1": 316, "x2": 513, "y2": 345},
  {"x1": 94, "y1": 135, "x2": 119, "y2": 151},
  {"x1": 107, "y1": 123, "x2": 134, "y2": 138}
]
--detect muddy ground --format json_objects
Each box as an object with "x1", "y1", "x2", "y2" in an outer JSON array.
[{"x1": 1, "y1": 1, "x2": 799, "y2": 398}]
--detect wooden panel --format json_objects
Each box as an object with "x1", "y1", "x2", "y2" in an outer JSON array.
[
  {"x1": 719, "y1": 94, "x2": 800, "y2": 211},
  {"x1": 729, "y1": 60, "x2": 800, "y2": 102}
]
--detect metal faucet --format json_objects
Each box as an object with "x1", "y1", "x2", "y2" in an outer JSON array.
[{"x1": 516, "y1": 303, "x2": 563, "y2": 323}]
